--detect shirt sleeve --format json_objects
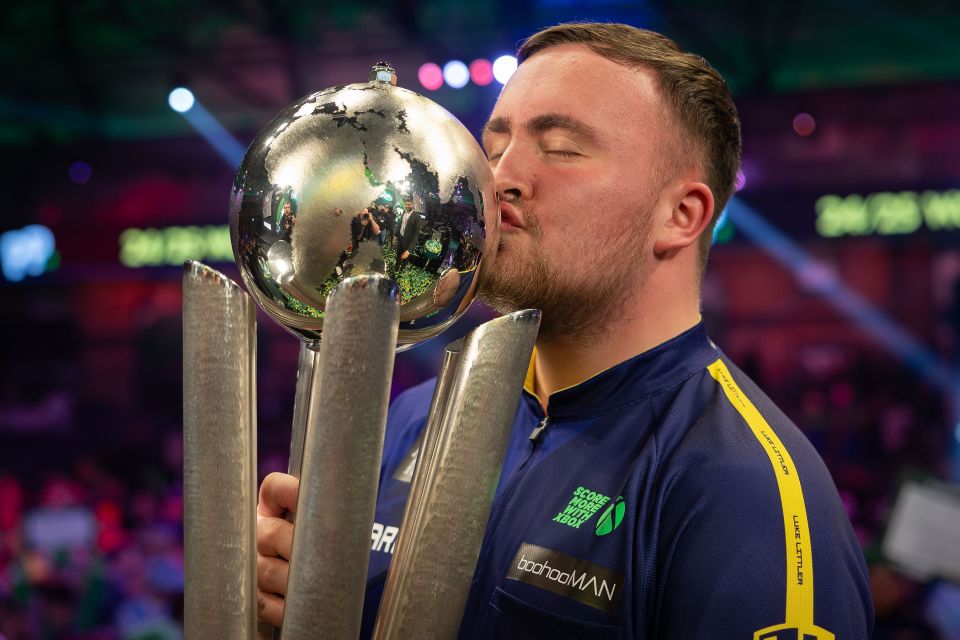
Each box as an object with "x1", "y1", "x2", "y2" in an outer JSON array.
[{"x1": 652, "y1": 456, "x2": 873, "y2": 639}]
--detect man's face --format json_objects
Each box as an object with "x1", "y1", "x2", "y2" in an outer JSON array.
[{"x1": 479, "y1": 44, "x2": 676, "y2": 339}]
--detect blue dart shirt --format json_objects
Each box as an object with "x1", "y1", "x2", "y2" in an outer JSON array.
[{"x1": 360, "y1": 323, "x2": 874, "y2": 639}]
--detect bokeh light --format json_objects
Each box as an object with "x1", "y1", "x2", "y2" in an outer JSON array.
[
  {"x1": 793, "y1": 112, "x2": 816, "y2": 136},
  {"x1": 492, "y1": 55, "x2": 518, "y2": 84},
  {"x1": 469, "y1": 59, "x2": 494, "y2": 86},
  {"x1": 443, "y1": 60, "x2": 470, "y2": 89},
  {"x1": 734, "y1": 168, "x2": 746, "y2": 191},
  {"x1": 168, "y1": 87, "x2": 195, "y2": 113},
  {"x1": 68, "y1": 161, "x2": 92, "y2": 184},
  {"x1": 418, "y1": 63, "x2": 443, "y2": 91},
  {"x1": 0, "y1": 224, "x2": 56, "y2": 282}
]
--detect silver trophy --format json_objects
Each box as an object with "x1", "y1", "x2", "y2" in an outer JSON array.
[{"x1": 182, "y1": 63, "x2": 540, "y2": 639}]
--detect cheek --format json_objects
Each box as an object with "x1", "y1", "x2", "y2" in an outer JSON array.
[{"x1": 552, "y1": 177, "x2": 625, "y2": 229}]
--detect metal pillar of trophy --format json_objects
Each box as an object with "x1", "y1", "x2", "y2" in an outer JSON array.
[{"x1": 182, "y1": 63, "x2": 540, "y2": 639}]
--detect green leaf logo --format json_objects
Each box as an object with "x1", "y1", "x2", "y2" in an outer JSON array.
[{"x1": 595, "y1": 496, "x2": 625, "y2": 536}]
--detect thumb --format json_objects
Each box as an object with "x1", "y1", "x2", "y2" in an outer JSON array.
[{"x1": 257, "y1": 472, "x2": 300, "y2": 518}]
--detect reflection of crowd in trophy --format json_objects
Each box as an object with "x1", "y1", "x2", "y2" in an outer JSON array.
[
  {"x1": 280, "y1": 200, "x2": 296, "y2": 237},
  {"x1": 326, "y1": 193, "x2": 471, "y2": 314},
  {"x1": 396, "y1": 199, "x2": 424, "y2": 268},
  {"x1": 350, "y1": 206, "x2": 381, "y2": 253},
  {"x1": 235, "y1": 178, "x2": 486, "y2": 321},
  {"x1": 340, "y1": 203, "x2": 386, "y2": 277}
]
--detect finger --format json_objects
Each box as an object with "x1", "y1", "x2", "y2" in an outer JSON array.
[
  {"x1": 257, "y1": 514, "x2": 294, "y2": 561},
  {"x1": 258, "y1": 472, "x2": 300, "y2": 518},
  {"x1": 256, "y1": 589, "x2": 285, "y2": 626},
  {"x1": 257, "y1": 554, "x2": 290, "y2": 596}
]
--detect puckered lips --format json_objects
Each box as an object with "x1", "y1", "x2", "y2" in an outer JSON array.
[{"x1": 499, "y1": 201, "x2": 524, "y2": 232}]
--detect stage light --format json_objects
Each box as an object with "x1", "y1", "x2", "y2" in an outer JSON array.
[
  {"x1": 470, "y1": 59, "x2": 494, "y2": 86},
  {"x1": 712, "y1": 209, "x2": 732, "y2": 244},
  {"x1": 734, "y1": 168, "x2": 746, "y2": 191},
  {"x1": 492, "y1": 55, "x2": 518, "y2": 84},
  {"x1": 726, "y1": 197, "x2": 954, "y2": 397},
  {"x1": 1, "y1": 224, "x2": 56, "y2": 282},
  {"x1": 168, "y1": 87, "x2": 195, "y2": 113},
  {"x1": 443, "y1": 60, "x2": 469, "y2": 89},
  {"x1": 69, "y1": 161, "x2": 92, "y2": 184},
  {"x1": 418, "y1": 63, "x2": 444, "y2": 91},
  {"x1": 171, "y1": 93, "x2": 245, "y2": 168},
  {"x1": 793, "y1": 112, "x2": 816, "y2": 136}
]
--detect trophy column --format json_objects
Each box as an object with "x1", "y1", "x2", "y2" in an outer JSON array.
[
  {"x1": 280, "y1": 275, "x2": 399, "y2": 639},
  {"x1": 182, "y1": 261, "x2": 258, "y2": 639}
]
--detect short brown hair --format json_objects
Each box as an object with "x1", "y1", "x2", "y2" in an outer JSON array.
[{"x1": 519, "y1": 22, "x2": 741, "y2": 274}]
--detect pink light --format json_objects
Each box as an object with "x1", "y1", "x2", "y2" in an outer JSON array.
[
  {"x1": 469, "y1": 59, "x2": 493, "y2": 86},
  {"x1": 793, "y1": 112, "x2": 816, "y2": 137},
  {"x1": 734, "y1": 168, "x2": 746, "y2": 191},
  {"x1": 418, "y1": 63, "x2": 444, "y2": 91}
]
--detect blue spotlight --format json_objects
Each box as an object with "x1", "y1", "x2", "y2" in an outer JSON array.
[
  {"x1": 170, "y1": 92, "x2": 246, "y2": 168},
  {"x1": 724, "y1": 197, "x2": 955, "y2": 396},
  {"x1": 168, "y1": 87, "x2": 195, "y2": 113},
  {"x1": 1, "y1": 224, "x2": 55, "y2": 282}
]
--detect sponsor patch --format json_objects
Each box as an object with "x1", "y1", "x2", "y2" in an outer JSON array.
[
  {"x1": 595, "y1": 496, "x2": 625, "y2": 536},
  {"x1": 506, "y1": 542, "x2": 623, "y2": 614},
  {"x1": 552, "y1": 485, "x2": 611, "y2": 529}
]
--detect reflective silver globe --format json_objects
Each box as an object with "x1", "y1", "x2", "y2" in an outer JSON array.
[{"x1": 229, "y1": 63, "x2": 498, "y2": 349}]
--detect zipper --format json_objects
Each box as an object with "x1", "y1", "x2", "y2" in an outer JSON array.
[
  {"x1": 528, "y1": 416, "x2": 549, "y2": 443},
  {"x1": 493, "y1": 416, "x2": 548, "y2": 524}
]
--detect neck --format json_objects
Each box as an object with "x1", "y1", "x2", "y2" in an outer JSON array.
[{"x1": 532, "y1": 269, "x2": 701, "y2": 409}]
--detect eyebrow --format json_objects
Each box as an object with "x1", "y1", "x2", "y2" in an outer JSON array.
[{"x1": 482, "y1": 113, "x2": 601, "y2": 146}]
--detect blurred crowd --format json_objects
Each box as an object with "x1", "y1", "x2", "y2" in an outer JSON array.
[
  {"x1": 0, "y1": 448, "x2": 185, "y2": 640},
  {"x1": 1, "y1": 352, "x2": 958, "y2": 639}
]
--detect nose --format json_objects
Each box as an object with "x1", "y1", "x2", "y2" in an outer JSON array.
[{"x1": 492, "y1": 143, "x2": 534, "y2": 203}]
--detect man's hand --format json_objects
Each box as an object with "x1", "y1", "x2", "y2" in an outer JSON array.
[{"x1": 256, "y1": 472, "x2": 299, "y2": 625}]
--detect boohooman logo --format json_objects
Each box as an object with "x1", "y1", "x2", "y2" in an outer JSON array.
[{"x1": 506, "y1": 542, "x2": 624, "y2": 614}]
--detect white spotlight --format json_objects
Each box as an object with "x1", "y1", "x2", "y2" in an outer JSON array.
[
  {"x1": 443, "y1": 60, "x2": 470, "y2": 89},
  {"x1": 168, "y1": 87, "x2": 195, "y2": 113},
  {"x1": 492, "y1": 55, "x2": 518, "y2": 84}
]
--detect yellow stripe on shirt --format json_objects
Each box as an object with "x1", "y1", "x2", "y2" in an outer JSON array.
[{"x1": 707, "y1": 358, "x2": 834, "y2": 640}]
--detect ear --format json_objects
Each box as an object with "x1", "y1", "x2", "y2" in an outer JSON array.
[{"x1": 653, "y1": 181, "x2": 715, "y2": 257}]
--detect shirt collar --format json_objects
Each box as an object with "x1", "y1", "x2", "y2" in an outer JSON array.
[{"x1": 523, "y1": 322, "x2": 719, "y2": 419}]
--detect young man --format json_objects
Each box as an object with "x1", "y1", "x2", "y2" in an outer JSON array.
[{"x1": 256, "y1": 23, "x2": 874, "y2": 638}]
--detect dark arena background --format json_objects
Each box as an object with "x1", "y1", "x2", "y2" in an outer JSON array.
[{"x1": 2, "y1": 1, "x2": 960, "y2": 638}]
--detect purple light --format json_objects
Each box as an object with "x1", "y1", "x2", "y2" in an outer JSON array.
[
  {"x1": 734, "y1": 168, "x2": 746, "y2": 191},
  {"x1": 69, "y1": 161, "x2": 92, "y2": 184},
  {"x1": 793, "y1": 112, "x2": 816, "y2": 137},
  {"x1": 470, "y1": 59, "x2": 493, "y2": 86},
  {"x1": 418, "y1": 63, "x2": 444, "y2": 91}
]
